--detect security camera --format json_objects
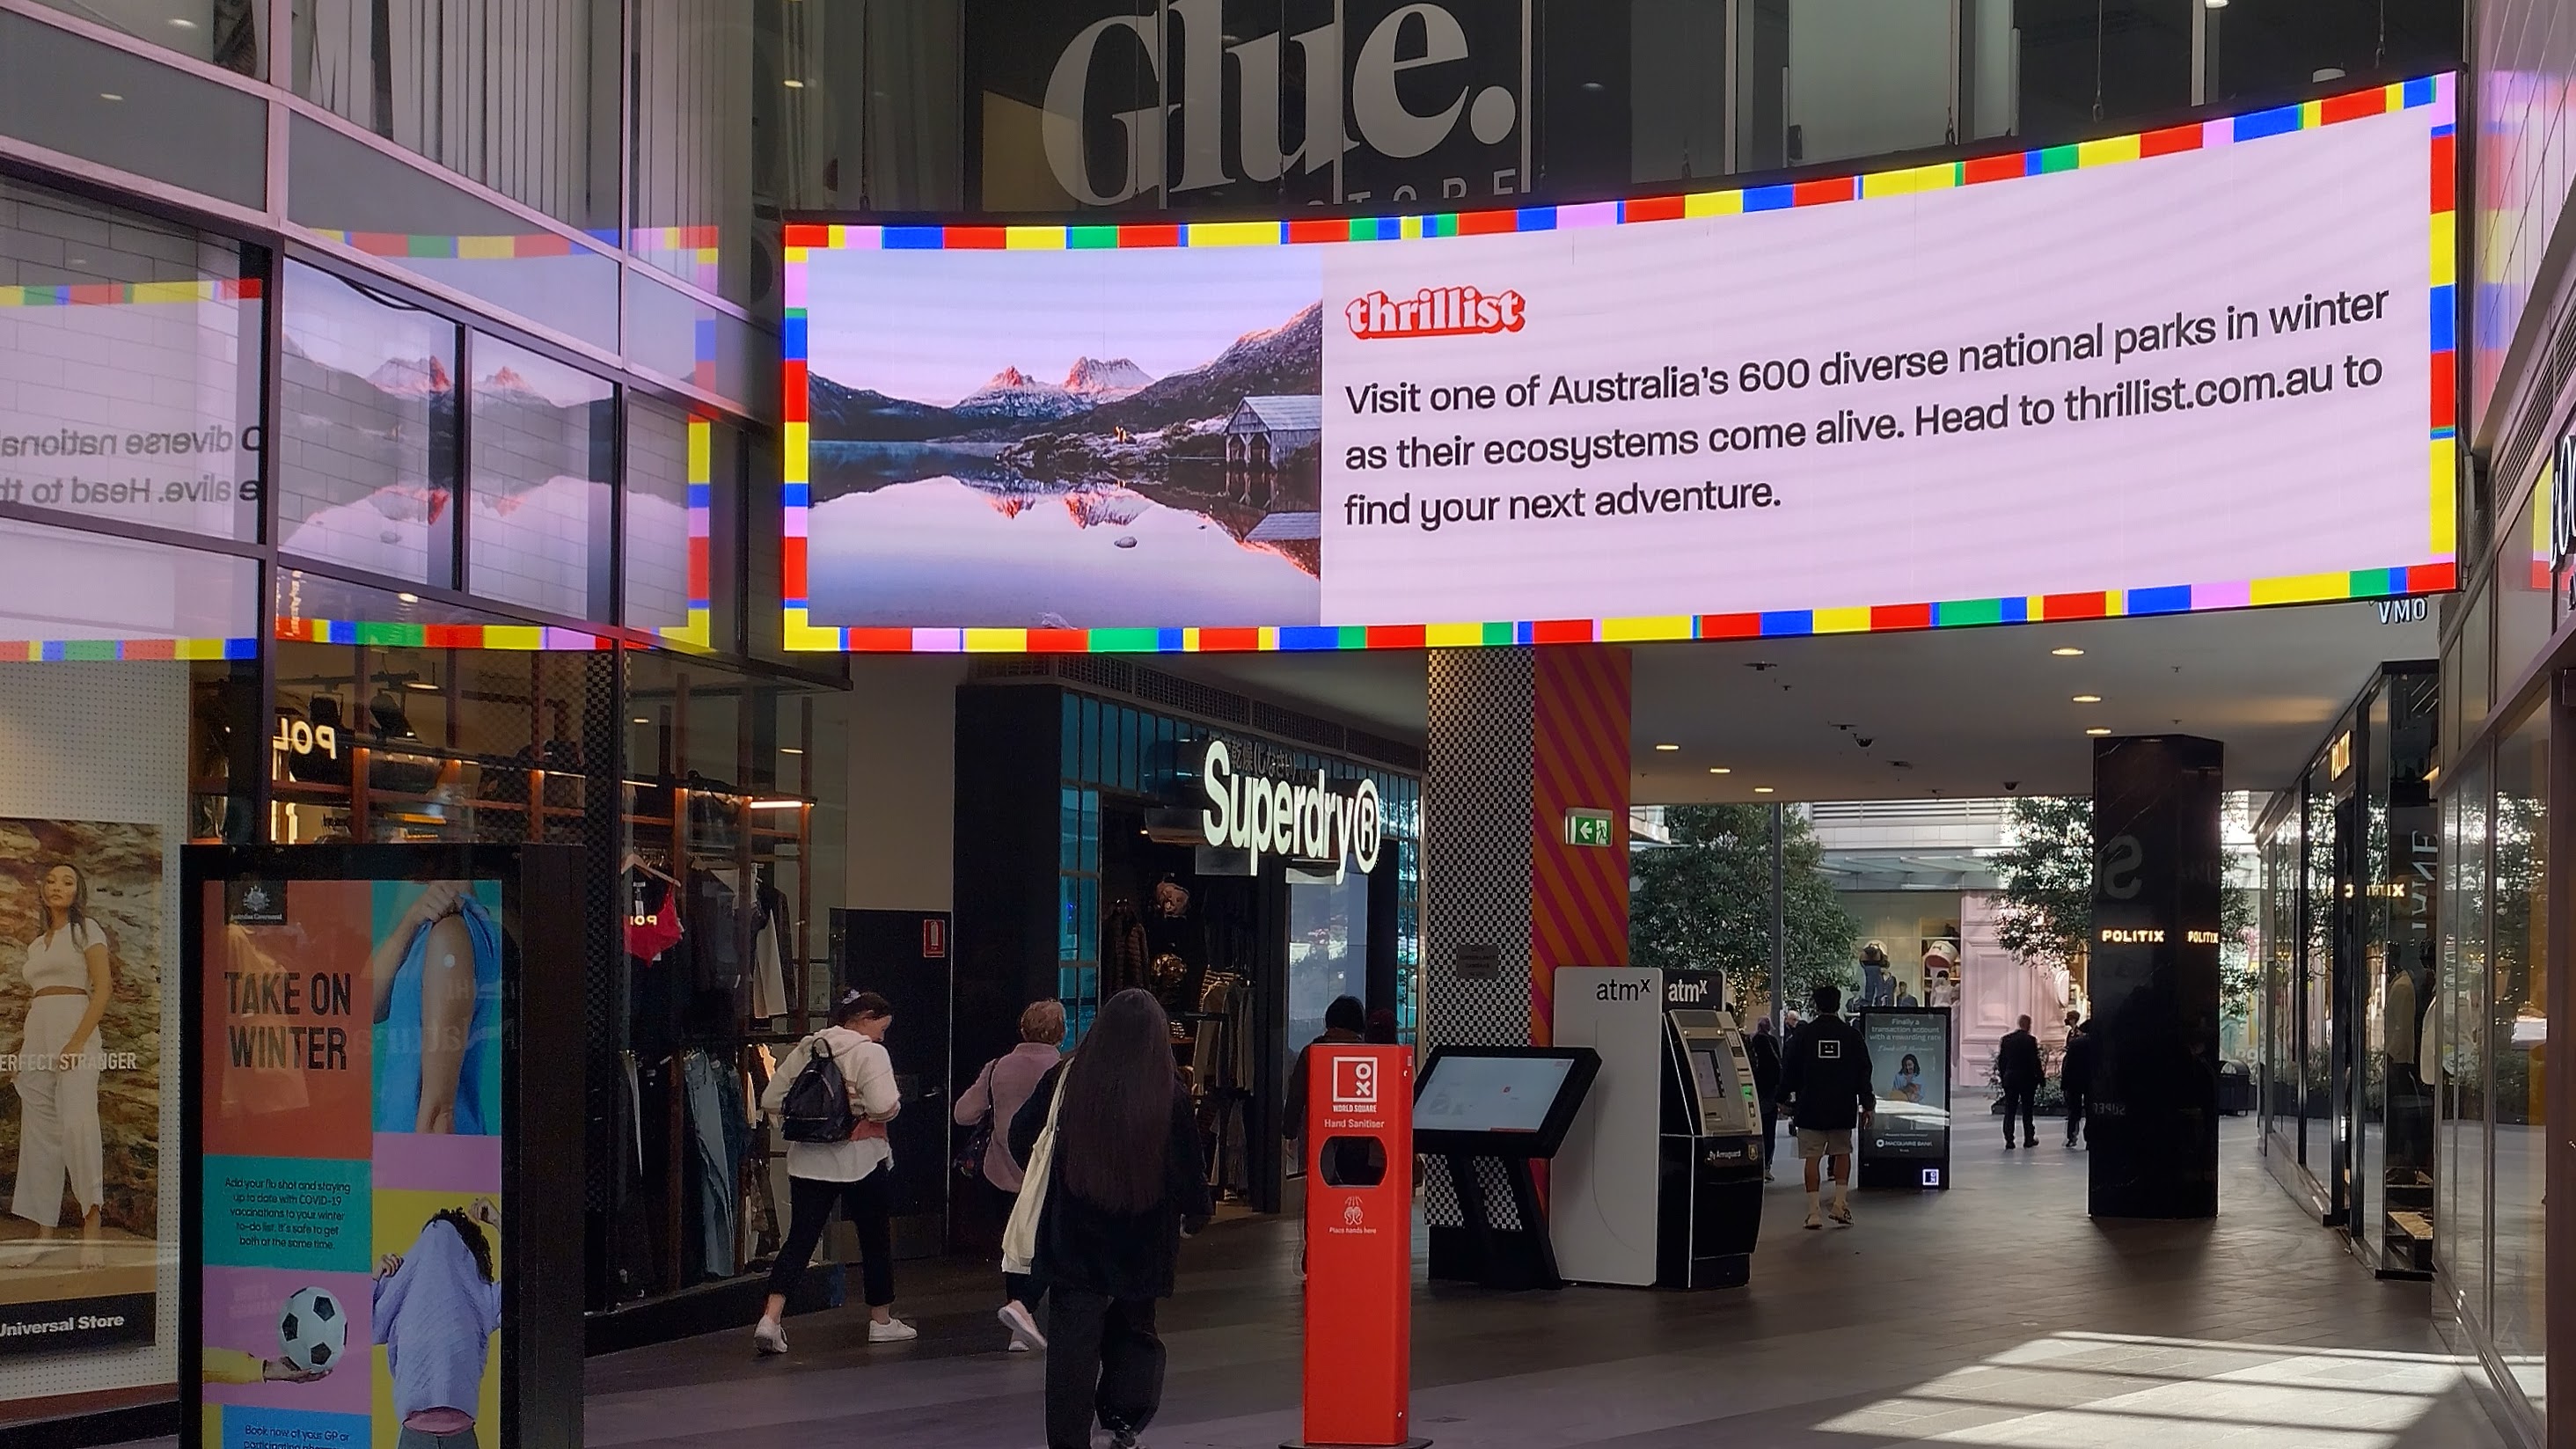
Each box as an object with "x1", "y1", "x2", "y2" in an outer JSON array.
[
  {"x1": 2003, "y1": 780, "x2": 2021, "y2": 792},
  {"x1": 1854, "y1": 735, "x2": 1874, "y2": 749}
]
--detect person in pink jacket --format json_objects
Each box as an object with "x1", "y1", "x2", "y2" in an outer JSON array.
[{"x1": 955, "y1": 999, "x2": 1065, "y2": 1351}]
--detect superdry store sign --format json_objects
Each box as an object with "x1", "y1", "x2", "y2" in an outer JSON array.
[
  {"x1": 970, "y1": 0, "x2": 1530, "y2": 211},
  {"x1": 783, "y1": 75, "x2": 2458, "y2": 653},
  {"x1": 1199, "y1": 738, "x2": 1381, "y2": 881}
]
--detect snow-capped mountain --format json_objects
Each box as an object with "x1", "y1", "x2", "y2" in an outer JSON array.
[
  {"x1": 953, "y1": 366, "x2": 1089, "y2": 424},
  {"x1": 1064, "y1": 356, "x2": 1153, "y2": 401}
]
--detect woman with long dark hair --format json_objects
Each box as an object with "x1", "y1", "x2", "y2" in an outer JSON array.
[
  {"x1": 8, "y1": 860, "x2": 112, "y2": 1268},
  {"x1": 1009, "y1": 988, "x2": 1210, "y2": 1449}
]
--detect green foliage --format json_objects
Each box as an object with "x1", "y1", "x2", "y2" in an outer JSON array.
[
  {"x1": 1994, "y1": 794, "x2": 2258, "y2": 1019},
  {"x1": 1630, "y1": 804, "x2": 1858, "y2": 1010}
]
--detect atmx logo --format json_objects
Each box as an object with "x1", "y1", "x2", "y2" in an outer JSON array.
[
  {"x1": 1330, "y1": 1056, "x2": 1379, "y2": 1113},
  {"x1": 1345, "y1": 286, "x2": 1525, "y2": 340}
]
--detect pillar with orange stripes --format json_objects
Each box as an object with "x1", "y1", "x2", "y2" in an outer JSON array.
[{"x1": 1529, "y1": 645, "x2": 1633, "y2": 1044}]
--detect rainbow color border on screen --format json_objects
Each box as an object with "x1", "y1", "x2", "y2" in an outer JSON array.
[
  {"x1": 778, "y1": 72, "x2": 2456, "y2": 655},
  {"x1": 274, "y1": 618, "x2": 618, "y2": 650},
  {"x1": 0, "y1": 637, "x2": 257, "y2": 662}
]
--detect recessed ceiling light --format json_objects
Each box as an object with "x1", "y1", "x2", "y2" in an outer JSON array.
[
  {"x1": 396, "y1": 592, "x2": 420, "y2": 604},
  {"x1": 1653, "y1": 743, "x2": 1680, "y2": 751},
  {"x1": 99, "y1": 92, "x2": 124, "y2": 102},
  {"x1": 2086, "y1": 727, "x2": 2111, "y2": 736},
  {"x1": 633, "y1": 716, "x2": 651, "y2": 724},
  {"x1": 168, "y1": 16, "x2": 197, "y2": 26},
  {"x1": 1753, "y1": 786, "x2": 1775, "y2": 794},
  {"x1": 779, "y1": 746, "x2": 804, "y2": 755},
  {"x1": 784, "y1": 78, "x2": 807, "y2": 88},
  {"x1": 2072, "y1": 694, "x2": 2102, "y2": 703},
  {"x1": 1708, "y1": 766, "x2": 1731, "y2": 774},
  {"x1": 2052, "y1": 647, "x2": 2084, "y2": 656}
]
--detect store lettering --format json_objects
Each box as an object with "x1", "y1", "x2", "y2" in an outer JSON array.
[
  {"x1": 1041, "y1": 0, "x2": 1520, "y2": 206},
  {"x1": 272, "y1": 718, "x2": 340, "y2": 761},
  {"x1": 1199, "y1": 739, "x2": 1381, "y2": 882}
]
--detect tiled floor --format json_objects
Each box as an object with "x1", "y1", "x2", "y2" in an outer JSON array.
[{"x1": 569, "y1": 1117, "x2": 2507, "y2": 1448}]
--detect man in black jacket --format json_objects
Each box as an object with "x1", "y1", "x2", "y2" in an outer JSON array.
[
  {"x1": 1781, "y1": 984, "x2": 1874, "y2": 1229},
  {"x1": 1745, "y1": 1016, "x2": 1784, "y2": 1181},
  {"x1": 1997, "y1": 1015, "x2": 2043, "y2": 1150},
  {"x1": 2059, "y1": 1014, "x2": 2097, "y2": 1148}
]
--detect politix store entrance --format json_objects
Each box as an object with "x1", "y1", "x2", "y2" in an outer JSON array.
[{"x1": 948, "y1": 660, "x2": 1420, "y2": 1223}]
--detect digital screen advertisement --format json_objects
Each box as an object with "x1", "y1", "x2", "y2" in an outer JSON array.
[
  {"x1": 1861, "y1": 1009, "x2": 1951, "y2": 1163},
  {"x1": 0, "y1": 818, "x2": 163, "y2": 1355},
  {"x1": 1414, "y1": 1055, "x2": 1574, "y2": 1134},
  {"x1": 196, "y1": 877, "x2": 504, "y2": 1449},
  {"x1": 784, "y1": 76, "x2": 2454, "y2": 652}
]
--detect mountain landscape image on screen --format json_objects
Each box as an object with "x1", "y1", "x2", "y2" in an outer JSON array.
[{"x1": 804, "y1": 299, "x2": 1324, "y2": 632}]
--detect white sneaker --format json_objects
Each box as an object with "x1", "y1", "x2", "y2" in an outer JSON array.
[
  {"x1": 1803, "y1": 1208, "x2": 1823, "y2": 1230},
  {"x1": 999, "y1": 1299, "x2": 1047, "y2": 1352},
  {"x1": 752, "y1": 1318, "x2": 787, "y2": 1356},
  {"x1": 1829, "y1": 1200, "x2": 1854, "y2": 1226},
  {"x1": 867, "y1": 1318, "x2": 918, "y2": 1343}
]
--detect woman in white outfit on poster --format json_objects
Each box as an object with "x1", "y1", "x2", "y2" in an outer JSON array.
[{"x1": 8, "y1": 862, "x2": 111, "y2": 1268}]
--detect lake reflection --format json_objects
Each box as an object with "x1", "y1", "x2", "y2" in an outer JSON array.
[{"x1": 806, "y1": 475, "x2": 1322, "y2": 630}]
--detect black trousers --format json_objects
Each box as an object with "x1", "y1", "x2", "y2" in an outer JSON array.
[
  {"x1": 2063, "y1": 1090, "x2": 2089, "y2": 1145},
  {"x1": 983, "y1": 1177, "x2": 1043, "y2": 1307},
  {"x1": 768, "y1": 1167, "x2": 895, "y2": 1308},
  {"x1": 2002, "y1": 1085, "x2": 2038, "y2": 1144},
  {"x1": 1046, "y1": 1289, "x2": 1164, "y2": 1449},
  {"x1": 1760, "y1": 1100, "x2": 1779, "y2": 1167}
]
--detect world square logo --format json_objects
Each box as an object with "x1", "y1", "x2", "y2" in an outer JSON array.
[{"x1": 1330, "y1": 1057, "x2": 1379, "y2": 1114}]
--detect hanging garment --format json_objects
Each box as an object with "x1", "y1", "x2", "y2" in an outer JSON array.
[
  {"x1": 747, "y1": 875, "x2": 789, "y2": 1022},
  {"x1": 626, "y1": 872, "x2": 684, "y2": 962},
  {"x1": 374, "y1": 895, "x2": 503, "y2": 1135},
  {"x1": 1105, "y1": 900, "x2": 1150, "y2": 994},
  {"x1": 682, "y1": 1051, "x2": 735, "y2": 1280}
]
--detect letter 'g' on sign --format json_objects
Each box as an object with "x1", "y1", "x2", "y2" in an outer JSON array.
[{"x1": 1331, "y1": 1057, "x2": 1379, "y2": 1113}]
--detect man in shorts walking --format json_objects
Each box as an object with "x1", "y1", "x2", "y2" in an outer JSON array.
[{"x1": 1781, "y1": 984, "x2": 1875, "y2": 1229}]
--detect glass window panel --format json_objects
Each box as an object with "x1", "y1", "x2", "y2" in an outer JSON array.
[
  {"x1": 466, "y1": 334, "x2": 612, "y2": 618},
  {"x1": 0, "y1": 178, "x2": 265, "y2": 543},
  {"x1": 2450, "y1": 749, "x2": 2493, "y2": 1330},
  {"x1": 774, "y1": 0, "x2": 964, "y2": 216},
  {"x1": 287, "y1": 116, "x2": 620, "y2": 348},
  {"x1": 2491, "y1": 704, "x2": 2547, "y2": 1409},
  {"x1": 1061, "y1": 692, "x2": 1079, "y2": 780},
  {"x1": 623, "y1": 271, "x2": 772, "y2": 414},
  {"x1": 2500, "y1": 483, "x2": 2553, "y2": 686},
  {"x1": 631, "y1": 2, "x2": 756, "y2": 303},
  {"x1": 26, "y1": 0, "x2": 265, "y2": 75},
  {"x1": 0, "y1": 514, "x2": 258, "y2": 644},
  {"x1": 0, "y1": 12, "x2": 267, "y2": 206},
  {"x1": 278, "y1": 260, "x2": 458, "y2": 585},
  {"x1": 289, "y1": 0, "x2": 618, "y2": 231},
  {"x1": 623, "y1": 398, "x2": 698, "y2": 633}
]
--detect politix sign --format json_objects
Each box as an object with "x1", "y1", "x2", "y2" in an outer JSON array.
[{"x1": 1199, "y1": 738, "x2": 1380, "y2": 882}]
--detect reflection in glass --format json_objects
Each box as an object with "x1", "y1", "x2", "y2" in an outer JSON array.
[
  {"x1": 2444, "y1": 749, "x2": 2492, "y2": 1332},
  {"x1": 27, "y1": 0, "x2": 262, "y2": 73},
  {"x1": 2490, "y1": 707, "x2": 2546, "y2": 1408},
  {"x1": 467, "y1": 335, "x2": 612, "y2": 619},
  {"x1": 632, "y1": 2, "x2": 756, "y2": 302},
  {"x1": 289, "y1": 0, "x2": 616, "y2": 231},
  {"x1": 0, "y1": 516, "x2": 259, "y2": 644},
  {"x1": 624, "y1": 399, "x2": 698, "y2": 633},
  {"x1": 277, "y1": 261, "x2": 458, "y2": 584},
  {"x1": 0, "y1": 178, "x2": 264, "y2": 543}
]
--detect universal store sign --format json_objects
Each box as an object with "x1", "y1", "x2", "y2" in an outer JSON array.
[{"x1": 1199, "y1": 738, "x2": 1381, "y2": 882}]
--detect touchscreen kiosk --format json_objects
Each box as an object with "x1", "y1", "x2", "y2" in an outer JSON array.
[{"x1": 1415, "y1": 1046, "x2": 1599, "y2": 1290}]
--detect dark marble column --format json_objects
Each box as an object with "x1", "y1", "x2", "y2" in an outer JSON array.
[{"x1": 2089, "y1": 735, "x2": 2223, "y2": 1219}]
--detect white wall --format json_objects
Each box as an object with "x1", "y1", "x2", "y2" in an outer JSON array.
[{"x1": 830, "y1": 657, "x2": 966, "y2": 914}]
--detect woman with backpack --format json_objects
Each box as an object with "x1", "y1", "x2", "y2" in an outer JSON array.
[
  {"x1": 1008, "y1": 988, "x2": 1210, "y2": 1449},
  {"x1": 953, "y1": 998, "x2": 1065, "y2": 1352},
  {"x1": 752, "y1": 990, "x2": 909, "y2": 1354}
]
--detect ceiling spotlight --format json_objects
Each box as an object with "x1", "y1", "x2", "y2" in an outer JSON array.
[
  {"x1": 2086, "y1": 727, "x2": 2112, "y2": 736},
  {"x1": 1708, "y1": 766, "x2": 1731, "y2": 774},
  {"x1": 169, "y1": 16, "x2": 197, "y2": 26},
  {"x1": 779, "y1": 746, "x2": 804, "y2": 755},
  {"x1": 784, "y1": 78, "x2": 807, "y2": 88},
  {"x1": 2052, "y1": 647, "x2": 2084, "y2": 656},
  {"x1": 397, "y1": 592, "x2": 420, "y2": 604},
  {"x1": 633, "y1": 716, "x2": 651, "y2": 724},
  {"x1": 2072, "y1": 694, "x2": 2102, "y2": 704},
  {"x1": 1753, "y1": 786, "x2": 1775, "y2": 794},
  {"x1": 1653, "y1": 743, "x2": 1680, "y2": 751},
  {"x1": 99, "y1": 92, "x2": 124, "y2": 102}
]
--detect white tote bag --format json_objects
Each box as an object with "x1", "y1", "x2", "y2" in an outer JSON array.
[{"x1": 1001, "y1": 1072, "x2": 1067, "y2": 1275}]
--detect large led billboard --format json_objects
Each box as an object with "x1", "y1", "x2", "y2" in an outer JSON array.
[{"x1": 784, "y1": 76, "x2": 2455, "y2": 654}]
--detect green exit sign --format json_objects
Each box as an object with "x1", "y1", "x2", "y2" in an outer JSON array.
[{"x1": 1564, "y1": 809, "x2": 1616, "y2": 847}]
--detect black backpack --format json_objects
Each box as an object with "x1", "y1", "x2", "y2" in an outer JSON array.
[{"x1": 780, "y1": 1035, "x2": 858, "y2": 1144}]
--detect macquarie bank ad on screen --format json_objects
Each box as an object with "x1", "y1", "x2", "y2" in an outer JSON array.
[{"x1": 788, "y1": 77, "x2": 2452, "y2": 641}]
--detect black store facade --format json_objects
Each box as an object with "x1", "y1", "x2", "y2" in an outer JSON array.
[{"x1": 947, "y1": 659, "x2": 1420, "y2": 1225}]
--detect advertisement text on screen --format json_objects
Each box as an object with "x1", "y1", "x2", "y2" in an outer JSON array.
[
  {"x1": 1043, "y1": 0, "x2": 1526, "y2": 207},
  {"x1": 1199, "y1": 738, "x2": 1381, "y2": 882},
  {"x1": 1347, "y1": 286, "x2": 1526, "y2": 340}
]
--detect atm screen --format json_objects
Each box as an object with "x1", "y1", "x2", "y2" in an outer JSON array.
[{"x1": 1689, "y1": 1049, "x2": 1725, "y2": 1101}]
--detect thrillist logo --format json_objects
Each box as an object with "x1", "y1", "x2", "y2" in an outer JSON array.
[{"x1": 1345, "y1": 285, "x2": 1526, "y2": 340}]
